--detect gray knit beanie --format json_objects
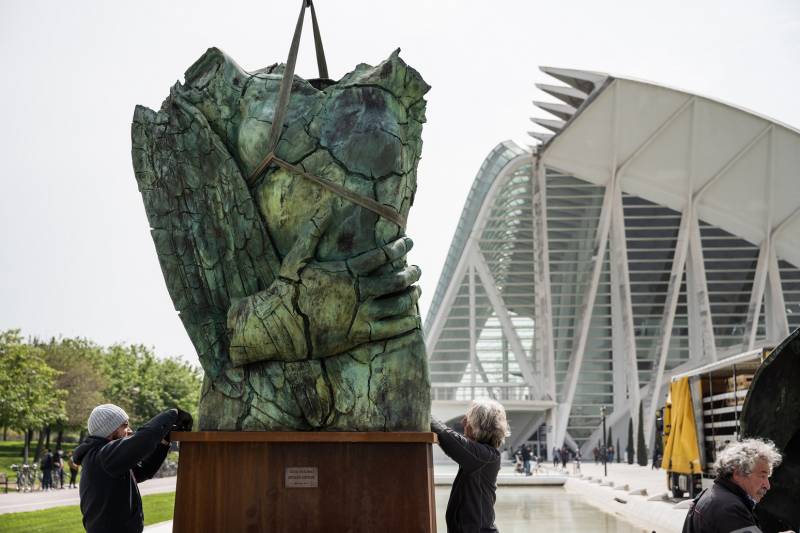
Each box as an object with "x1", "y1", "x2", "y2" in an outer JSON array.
[{"x1": 88, "y1": 404, "x2": 129, "y2": 438}]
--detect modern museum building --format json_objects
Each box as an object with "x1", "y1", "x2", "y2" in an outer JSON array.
[{"x1": 424, "y1": 67, "x2": 800, "y2": 458}]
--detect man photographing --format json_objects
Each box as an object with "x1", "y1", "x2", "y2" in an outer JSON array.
[{"x1": 73, "y1": 404, "x2": 193, "y2": 533}]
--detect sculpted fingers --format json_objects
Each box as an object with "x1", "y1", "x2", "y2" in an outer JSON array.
[
  {"x1": 369, "y1": 315, "x2": 421, "y2": 341},
  {"x1": 347, "y1": 237, "x2": 413, "y2": 275},
  {"x1": 359, "y1": 265, "x2": 422, "y2": 300},
  {"x1": 365, "y1": 286, "x2": 421, "y2": 320},
  {"x1": 382, "y1": 236, "x2": 413, "y2": 263}
]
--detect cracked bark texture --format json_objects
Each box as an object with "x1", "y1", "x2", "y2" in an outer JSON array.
[{"x1": 131, "y1": 47, "x2": 430, "y2": 431}]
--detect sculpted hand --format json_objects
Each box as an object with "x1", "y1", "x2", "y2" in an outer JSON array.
[
  {"x1": 227, "y1": 209, "x2": 421, "y2": 365},
  {"x1": 296, "y1": 235, "x2": 421, "y2": 357}
]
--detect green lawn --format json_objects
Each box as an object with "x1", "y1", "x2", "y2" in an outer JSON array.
[
  {"x1": 0, "y1": 491, "x2": 175, "y2": 532},
  {"x1": 0, "y1": 441, "x2": 25, "y2": 477}
]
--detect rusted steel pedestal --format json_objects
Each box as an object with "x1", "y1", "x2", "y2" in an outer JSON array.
[{"x1": 170, "y1": 431, "x2": 437, "y2": 533}]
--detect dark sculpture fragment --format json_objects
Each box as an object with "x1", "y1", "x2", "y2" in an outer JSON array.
[
  {"x1": 741, "y1": 327, "x2": 800, "y2": 532},
  {"x1": 131, "y1": 47, "x2": 431, "y2": 431}
]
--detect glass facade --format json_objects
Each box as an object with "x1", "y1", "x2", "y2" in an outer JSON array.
[{"x1": 425, "y1": 142, "x2": 800, "y2": 450}]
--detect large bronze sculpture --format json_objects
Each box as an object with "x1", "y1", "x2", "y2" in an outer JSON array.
[{"x1": 131, "y1": 45, "x2": 431, "y2": 432}]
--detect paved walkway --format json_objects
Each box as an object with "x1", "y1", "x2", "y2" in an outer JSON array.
[
  {"x1": 0, "y1": 476, "x2": 177, "y2": 515},
  {"x1": 570, "y1": 460, "x2": 672, "y2": 495},
  {"x1": 2, "y1": 461, "x2": 689, "y2": 532},
  {"x1": 562, "y1": 461, "x2": 689, "y2": 533},
  {"x1": 145, "y1": 521, "x2": 172, "y2": 532}
]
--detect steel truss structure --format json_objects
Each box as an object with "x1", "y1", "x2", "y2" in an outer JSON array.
[{"x1": 425, "y1": 67, "x2": 800, "y2": 457}]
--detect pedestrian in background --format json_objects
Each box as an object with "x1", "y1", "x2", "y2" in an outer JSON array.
[
  {"x1": 40, "y1": 448, "x2": 53, "y2": 491},
  {"x1": 67, "y1": 450, "x2": 79, "y2": 488},
  {"x1": 521, "y1": 443, "x2": 532, "y2": 476},
  {"x1": 53, "y1": 450, "x2": 64, "y2": 489},
  {"x1": 573, "y1": 449, "x2": 582, "y2": 474}
]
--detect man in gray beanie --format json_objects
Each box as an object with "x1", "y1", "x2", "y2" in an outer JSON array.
[{"x1": 73, "y1": 404, "x2": 192, "y2": 533}]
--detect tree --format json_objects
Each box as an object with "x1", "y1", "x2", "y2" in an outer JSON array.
[
  {"x1": 102, "y1": 344, "x2": 200, "y2": 428},
  {"x1": 153, "y1": 356, "x2": 201, "y2": 421},
  {"x1": 626, "y1": 416, "x2": 634, "y2": 464},
  {"x1": 39, "y1": 337, "x2": 106, "y2": 447},
  {"x1": 637, "y1": 401, "x2": 648, "y2": 466},
  {"x1": 2, "y1": 330, "x2": 201, "y2": 455},
  {"x1": 0, "y1": 330, "x2": 65, "y2": 460}
]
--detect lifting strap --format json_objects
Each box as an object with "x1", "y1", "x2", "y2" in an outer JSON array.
[{"x1": 247, "y1": 0, "x2": 406, "y2": 229}]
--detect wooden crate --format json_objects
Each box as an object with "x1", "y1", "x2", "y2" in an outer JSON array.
[{"x1": 726, "y1": 374, "x2": 753, "y2": 392}]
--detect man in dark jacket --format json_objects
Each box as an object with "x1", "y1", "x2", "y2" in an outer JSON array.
[
  {"x1": 40, "y1": 447, "x2": 53, "y2": 491},
  {"x1": 73, "y1": 404, "x2": 192, "y2": 533},
  {"x1": 431, "y1": 399, "x2": 509, "y2": 533},
  {"x1": 682, "y1": 438, "x2": 794, "y2": 533},
  {"x1": 520, "y1": 444, "x2": 532, "y2": 476}
]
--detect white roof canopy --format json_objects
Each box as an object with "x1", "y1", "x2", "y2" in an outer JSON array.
[{"x1": 532, "y1": 68, "x2": 800, "y2": 269}]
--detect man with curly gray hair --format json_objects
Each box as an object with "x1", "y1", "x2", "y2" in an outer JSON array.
[
  {"x1": 431, "y1": 398, "x2": 510, "y2": 533},
  {"x1": 682, "y1": 438, "x2": 794, "y2": 533}
]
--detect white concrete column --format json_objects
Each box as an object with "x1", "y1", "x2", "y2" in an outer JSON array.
[
  {"x1": 609, "y1": 188, "x2": 641, "y2": 441},
  {"x1": 644, "y1": 209, "x2": 690, "y2": 444},
  {"x1": 686, "y1": 213, "x2": 717, "y2": 363},
  {"x1": 472, "y1": 247, "x2": 543, "y2": 399},
  {"x1": 533, "y1": 158, "x2": 556, "y2": 401},
  {"x1": 468, "y1": 260, "x2": 477, "y2": 392}
]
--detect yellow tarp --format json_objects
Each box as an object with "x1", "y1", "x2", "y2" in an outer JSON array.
[{"x1": 661, "y1": 377, "x2": 702, "y2": 474}]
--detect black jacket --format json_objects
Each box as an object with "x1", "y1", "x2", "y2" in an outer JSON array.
[
  {"x1": 432, "y1": 419, "x2": 501, "y2": 533},
  {"x1": 520, "y1": 446, "x2": 531, "y2": 461},
  {"x1": 40, "y1": 452, "x2": 53, "y2": 470},
  {"x1": 73, "y1": 409, "x2": 178, "y2": 533},
  {"x1": 682, "y1": 476, "x2": 762, "y2": 533}
]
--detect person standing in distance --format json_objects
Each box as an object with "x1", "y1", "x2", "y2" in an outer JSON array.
[
  {"x1": 520, "y1": 443, "x2": 532, "y2": 476},
  {"x1": 431, "y1": 399, "x2": 510, "y2": 533},
  {"x1": 66, "y1": 450, "x2": 79, "y2": 488},
  {"x1": 40, "y1": 447, "x2": 53, "y2": 491},
  {"x1": 73, "y1": 404, "x2": 193, "y2": 533}
]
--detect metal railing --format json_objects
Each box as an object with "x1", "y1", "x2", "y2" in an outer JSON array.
[{"x1": 430, "y1": 384, "x2": 536, "y2": 401}]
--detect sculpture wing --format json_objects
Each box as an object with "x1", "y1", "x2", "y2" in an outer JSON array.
[{"x1": 131, "y1": 93, "x2": 280, "y2": 379}]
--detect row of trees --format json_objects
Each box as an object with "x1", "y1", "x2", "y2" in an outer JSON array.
[
  {"x1": 0, "y1": 329, "x2": 201, "y2": 462},
  {"x1": 597, "y1": 401, "x2": 662, "y2": 467}
]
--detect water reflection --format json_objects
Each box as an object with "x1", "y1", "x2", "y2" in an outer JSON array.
[{"x1": 434, "y1": 487, "x2": 648, "y2": 533}]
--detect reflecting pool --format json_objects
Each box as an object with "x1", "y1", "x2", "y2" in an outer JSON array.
[{"x1": 435, "y1": 487, "x2": 648, "y2": 532}]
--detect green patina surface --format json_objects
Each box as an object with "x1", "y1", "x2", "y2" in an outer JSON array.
[{"x1": 131, "y1": 48, "x2": 431, "y2": 431}]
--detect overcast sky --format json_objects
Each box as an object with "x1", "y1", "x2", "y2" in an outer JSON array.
[{"x1": 1, "y1": 0, "x2": 798, "y2": 367}]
